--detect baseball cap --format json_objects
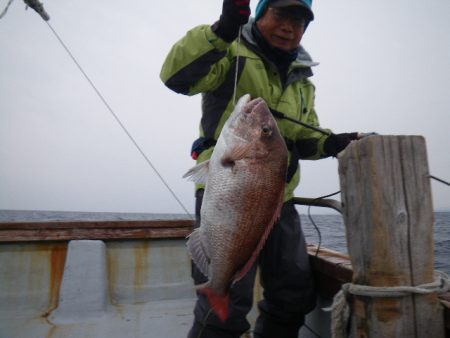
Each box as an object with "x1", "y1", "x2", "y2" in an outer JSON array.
[{"x1": 255, "y1": 0, "x2": 314, "y2": 21}]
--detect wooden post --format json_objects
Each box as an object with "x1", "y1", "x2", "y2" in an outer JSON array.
[{"x1": 338, "y1": 135, "x2": 445, "y2": 337}]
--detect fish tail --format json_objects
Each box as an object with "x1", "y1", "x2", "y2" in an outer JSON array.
[{"x1": 198, "y1": 287, "x2": 230, "y2": 322}]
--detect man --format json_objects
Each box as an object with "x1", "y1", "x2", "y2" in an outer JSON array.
[{"x1": 160, "y1": 1, "x2": 359, "y2": 337}]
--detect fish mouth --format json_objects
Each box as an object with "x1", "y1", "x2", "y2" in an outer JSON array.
[
  {"x1": 243, "y1": 98, "x2": 272, "y2": 126},
  {"x1": 228, "y1": 95, "x2": 271, "y2": 133},
  {"x1": 233, "y1": 94, "x2": 267, "y2": 117},
  {"x1": 243, "y1": 97, "x2": 265, "y2": 115}
]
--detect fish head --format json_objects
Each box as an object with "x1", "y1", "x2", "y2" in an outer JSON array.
[{"x1": 225, "y1": 94, "x2": 287, "y2": 156}]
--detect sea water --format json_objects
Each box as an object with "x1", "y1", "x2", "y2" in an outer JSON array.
[
  {"x1": 301, "y1": 211, "x2": 450, "y2": 275},
  {"x1": 0, "y1": 210, "x2": 448, "y2": 275}
]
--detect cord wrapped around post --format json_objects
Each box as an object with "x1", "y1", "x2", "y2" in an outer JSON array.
[{"x1": 330, "y1": 271, "x2": 450, "y2": 338}]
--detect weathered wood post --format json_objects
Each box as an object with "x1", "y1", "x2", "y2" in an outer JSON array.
[{"x1": 338, "y1": 135, "x2": 445, "y2": 337}]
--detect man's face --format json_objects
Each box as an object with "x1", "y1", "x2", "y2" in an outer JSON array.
[{"x1": 256, "y1": 6, "x2": 306, "y2": 51}]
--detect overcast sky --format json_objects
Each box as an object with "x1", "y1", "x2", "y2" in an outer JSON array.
[{"x1": 1, "y1": 0, "x2": 449, "y2": 215}]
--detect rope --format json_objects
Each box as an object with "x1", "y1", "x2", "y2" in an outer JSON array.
[
  {"x1": 330, "y1": 290, "x2": 350, "y2": 338},
  {"x1": 341, "y1": 271, "x2": 449, "y2": 297},
  {"x1": 0, "y1": 0, "x2": 14, "y2": 19},
  {"x1": 330, "y1": 271, "x2": 450, "y2": 338},
  {"x1": 43, "y1": 21, "x2": 193, "y2": 219}
]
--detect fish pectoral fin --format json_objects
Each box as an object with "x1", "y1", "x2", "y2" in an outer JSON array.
[
  {"x1": 182, "y1": 160, "x2": 210, "y2": 184},
  {"x1": 220, "y1": 143, "x2": 252, "y2": 167},
  {"x1": 186, "y1": 228, "x2": 210, "y2": 277}
]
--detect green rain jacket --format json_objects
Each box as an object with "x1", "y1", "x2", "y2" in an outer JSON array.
[{"x1": 160, "y1": 20, "x2": 332, "y2": 202}]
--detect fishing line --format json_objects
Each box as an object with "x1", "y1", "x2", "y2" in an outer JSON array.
[
  {"x1": 303, "y1": 322, "x2": 325, "y2": 338},
  {"x1": 232, "y1": 25, "x2": 242, "y2": 106},
  {"x1": 44, "y1": 21, "x2": 193, "y2": 219},
  {"x1": 196, "y1": 307, "x2": 213, "y2": 338},
  {"x1": 0, "y1": 0, "x2": 14, "y2": 19}
]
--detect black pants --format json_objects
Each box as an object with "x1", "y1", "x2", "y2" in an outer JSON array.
[{"x1": 187, "y1": 189, "x2": 316, "y2": 338}]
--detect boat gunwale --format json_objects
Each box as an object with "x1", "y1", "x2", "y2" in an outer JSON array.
[{"x1": 0, "y1": 219, "x2": 195, "y2": 242}]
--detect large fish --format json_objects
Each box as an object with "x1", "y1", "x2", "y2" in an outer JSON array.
[{"x1": 183, "y1": 94, "x2": 288, "y2": 322}]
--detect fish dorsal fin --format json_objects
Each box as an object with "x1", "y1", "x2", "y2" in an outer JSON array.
[
  {"x1": 182, "y1": 160, "x2": 210, "y2": 184},
  {"x1": 186, "y1": 228, "x2": 210, "y2": 278},
  {"x1": 232, "y1": 187, "x2": 285, "y2": 283},
  {"x1": 220, "y1": 143, "x2": 252, "y2": 167}
]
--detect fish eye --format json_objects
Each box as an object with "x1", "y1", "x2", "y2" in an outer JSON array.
[{"x1": 261, "y1": 126, "x2": 271, "y2": 136}]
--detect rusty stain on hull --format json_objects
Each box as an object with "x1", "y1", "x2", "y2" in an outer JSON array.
[
  {"x1": 106, "y1": 240, "x2": 162, "y2": 304},
  {"x1": 42, "y1": 243, "x2": 68, "y2": 319},
  {"x1": 46, "y1": 324, "x2": 58, "y2": 338},
  {"x1": 134, "y1": 241, "x2": 150, "y2": 301}
]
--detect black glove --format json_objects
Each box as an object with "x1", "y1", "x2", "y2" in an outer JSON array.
[
  {"x1": 212, "y1": 0, "x2": 251, "y2": 42},
  {"x1": 324, "y1": 132, "x2": 359, "y2": 157}
]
